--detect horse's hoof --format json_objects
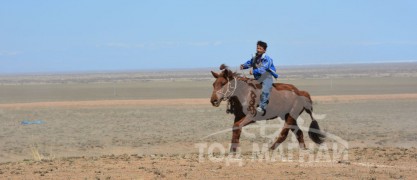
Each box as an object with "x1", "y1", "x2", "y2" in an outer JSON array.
[
  {"x1": 269, "y1": 143, "x2": 280, "y2": 151},
  {"x1": 299, "y1": 143, "x2": 307, "y2": 150}
]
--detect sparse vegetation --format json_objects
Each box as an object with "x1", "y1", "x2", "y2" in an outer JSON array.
[{"x1": 0, "y1": 63, "x2": 416, "y2": 178}]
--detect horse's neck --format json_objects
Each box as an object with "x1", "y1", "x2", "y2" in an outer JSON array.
[
  {"x1": 233, "y1": 79, "x2": 255, "y2": 99},
  {"x1": 237, "y1": 76, "x2": 257, "y2": 83},
  {"x1": 239, "y1": 77, "x2": 261, "y2": 88}
]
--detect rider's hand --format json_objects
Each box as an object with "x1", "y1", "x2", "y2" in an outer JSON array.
[
  {"x1": 240, "y1": 65, "x2": 244, "y2": 70},
  {"x1": 249, "y1": 69, "x2": 253, "y2": 75}
]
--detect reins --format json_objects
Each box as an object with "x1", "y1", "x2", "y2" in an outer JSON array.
[{"x1": 216, "y1": 77, "x2": 237, "y2": 101}]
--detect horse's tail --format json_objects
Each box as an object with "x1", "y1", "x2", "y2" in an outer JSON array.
[
  {"x1": 308, "y1": 117, "x2": 325, "y2": 144},
  {"x1": 300, "y1": 91, "x2": 325, "y2": 144}
]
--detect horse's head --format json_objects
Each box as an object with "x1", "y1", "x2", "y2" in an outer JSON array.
[{"x1": 210, "y1": 64, "x2": 234, "y2": 107}]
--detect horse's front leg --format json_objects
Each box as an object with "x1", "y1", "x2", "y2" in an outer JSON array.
[{"x1": 231, "y1": 116, "x2": 254, "y2": 152}]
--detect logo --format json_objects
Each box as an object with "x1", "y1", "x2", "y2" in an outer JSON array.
[{"x1": 195, "y1": 114, "x2": 348, "y2": 166}]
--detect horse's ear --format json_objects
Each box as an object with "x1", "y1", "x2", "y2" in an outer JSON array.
[
  {"x1": 211, "y1": 71, "x2": 219, "y2": 78},
  {"x1": 219, "y1": 64, "x2": 228, "y2": 70},
  {"x1": 223, "y1": 69, "x2": 234, "y2": 79}
]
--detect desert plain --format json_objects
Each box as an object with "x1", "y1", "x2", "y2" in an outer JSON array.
[{"x1": 0, "y1": 62, "x2": 416, "y2": 179}]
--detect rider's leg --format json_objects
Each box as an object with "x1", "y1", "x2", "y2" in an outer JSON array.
[{"x1": 259, "y1": 74, "x2": 273, "y2": 110}]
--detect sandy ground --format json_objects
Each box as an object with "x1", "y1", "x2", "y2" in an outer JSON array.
[
  {"x1": 1, "y1": 93, "x2": 417, "y2": 108},
  {"x1": 1, "y1": 94, "x2": 417, "y2": 179},
  {"x1": 0, "y1": 147, "x2": 416, "y2": 179},
  {"x1": 1, "y1": 64, "x2": 417, "y2": 179}
]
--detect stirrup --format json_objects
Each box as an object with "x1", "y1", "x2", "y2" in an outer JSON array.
[
  {"x1": 256, "y1": 107, "x2": 266, "y2": 116},
  {"x1": 256, "y1": 107, "x2": 263, "y2": 112}
]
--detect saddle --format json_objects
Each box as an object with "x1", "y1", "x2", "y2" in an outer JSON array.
[{"x1": 238, "y1": 77, "x2": 302, "y2": 95}]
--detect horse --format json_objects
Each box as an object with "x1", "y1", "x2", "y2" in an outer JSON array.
[{"x1": 210, "y1": 64, "x2": 325, "y2": 152}]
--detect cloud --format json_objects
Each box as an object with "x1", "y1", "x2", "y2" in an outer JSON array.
[
  {"x1": 100, "y1": 43, "x2": 145, "y2": 49},
  {"x1": 288, "y1": 40, "x2": 417, "y2": 46},
  {"x1": 0, "y1": 51, "x2": 21, "y2": 56},
  {"x1": 187, "y1": 41, "x2": 223, "y2": 47},
  {"x1": 290, "y1": 41, "x2": 322, "y2": 46},
  {"x1": 391, "y1": 41, "x2": 417, "y2": 45},
  {"x1": 99, "y1": 41, "x2": 223, "y2": 49},
  {"x1": 357, "y1": 40, "x2": 417, "y2": 46},
  {"x1": 213, "y1": 41, "x2": 223, "y2": 46},
  {"x1": 357, "y1": 41, "x2": 384, "y2": 46}
]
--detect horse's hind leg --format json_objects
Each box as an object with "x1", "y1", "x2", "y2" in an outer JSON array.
[
  {"x1": 291, "y1": 120, "x2": 307, "y2": 149},
  {"x1": 270, "y1": 114, "x2": 297, "y2": 150}
]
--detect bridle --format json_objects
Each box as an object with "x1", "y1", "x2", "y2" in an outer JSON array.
[{"x1": 216, "y1": 77, "x2": 237, "y2": 101}]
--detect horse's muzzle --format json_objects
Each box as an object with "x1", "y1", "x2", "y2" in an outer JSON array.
[{"x1": 211, "y1": 99, "x2": 221, "y2": 107}]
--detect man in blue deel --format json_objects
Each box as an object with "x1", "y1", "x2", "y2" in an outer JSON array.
[{"x1": 240, "y1": 41, "x2": 279, "y2": 115}]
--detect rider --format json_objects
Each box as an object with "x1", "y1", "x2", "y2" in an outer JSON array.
[{"x1": 240, "y1": 41, "x2": 279, "y2": 114}]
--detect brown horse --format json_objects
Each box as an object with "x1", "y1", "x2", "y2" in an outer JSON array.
[{"x1": 210, "y1": 65, "x2": 325, "y2": 152}]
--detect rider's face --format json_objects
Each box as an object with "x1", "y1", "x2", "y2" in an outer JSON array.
[{"x1": 256, "y1": 45, "x2": 266, "y2": 55}]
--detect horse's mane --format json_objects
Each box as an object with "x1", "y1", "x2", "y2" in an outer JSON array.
[
  {"x1": 218, "y1": 65, "x2": 240, "y2": 78},
  {"x1": 219, "y1": 63, "x2": 259, "y2": 88}
]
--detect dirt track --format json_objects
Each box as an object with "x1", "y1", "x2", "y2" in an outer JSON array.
[
  {"x1": 0, "y1": 147, "x2": 416, "y2": 179},
  {"x1": 1, "y1": 93, "x2": 417, "y2": 108}
]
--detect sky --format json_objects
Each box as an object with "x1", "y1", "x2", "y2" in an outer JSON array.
[{"x1": 1, "y1": 0, "x2": 417, "y2": 74}]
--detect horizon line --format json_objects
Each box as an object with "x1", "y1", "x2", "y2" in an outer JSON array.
[{"x1": 1, "y1": 60, "x2": 416, "y2": 76}]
